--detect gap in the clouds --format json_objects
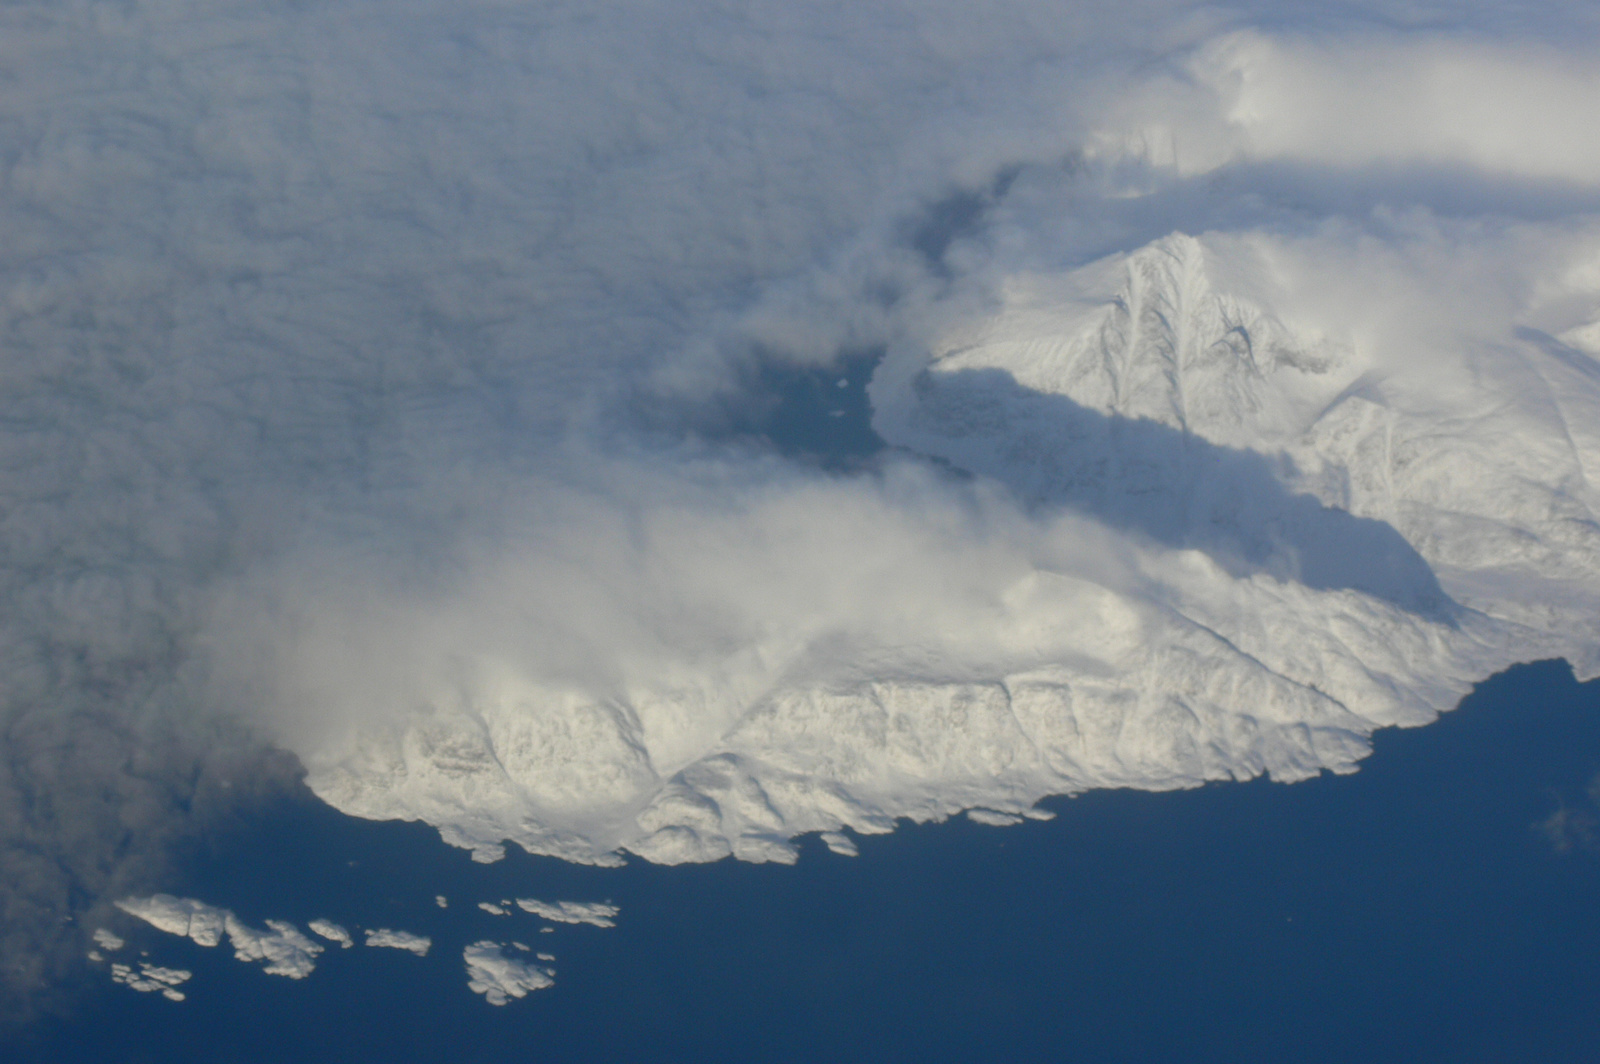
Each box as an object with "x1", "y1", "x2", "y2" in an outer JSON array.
[
  {"x1": 904, "y1": 167, "x2": 1023, "y2": 276},
  {"x1": 645, "y1": 347, "x2": 888, "y2": 471},
  {"x1": 755, "y1": 348, "x2": 886, "y2": 469},
  {"x1": 17, "y1": 658, "x2": 1600, "y2": 1064},
  {"x1": 909, "y1": 188, "x2": 987, "y2": 269}
]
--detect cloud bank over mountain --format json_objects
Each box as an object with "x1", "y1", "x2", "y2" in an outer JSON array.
[{"x1": 4, "y1": 0, "x2": 1600, "y2": 1014}]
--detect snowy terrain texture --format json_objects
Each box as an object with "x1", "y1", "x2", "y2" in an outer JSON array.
[
  {"x1": 109, "y1": 963, "x2": 191, "y2": 1002},
  {"x1": 309, "y1": 920, "x2": 353, "y2": 949},
  {"x1": 309, "y1": 221, "x2": 1600, "y2": 866},
  {"x1": 513, "y1": 900, "x2": 619, "y2": 928},
  {"x1": 285, "y1": 22, "x2": 1600, "y2": 869},
  {"x1": 464, "y1": 943, "x2": 555, "y2": 1006},
  {"x1": 364, "y1": 929, "x2": 432, "y2": 956},
  {"x1": 116, "y1": 896, "x2": 324, "y2": 979}
]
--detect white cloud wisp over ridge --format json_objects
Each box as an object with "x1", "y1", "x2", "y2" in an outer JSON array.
[{"x1": 5, "y1": 0, "x2": 1600, "y2": 1011}]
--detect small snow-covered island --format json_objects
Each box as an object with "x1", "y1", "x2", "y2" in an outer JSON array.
[{"x1": 104, "y1": 893, "x2": 622, "y2": 1003}]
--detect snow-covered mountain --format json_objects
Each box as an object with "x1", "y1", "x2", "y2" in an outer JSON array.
[
  {"x1": 876, "y1": 231, "x2": 1600, "y2": 650},
  {"x1": 305, "y1": 227, "x2": 1600, "y2": 866}
]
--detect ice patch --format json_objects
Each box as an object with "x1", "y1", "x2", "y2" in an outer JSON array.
[
  {"x1": 820, "y1": 832, "x2": 859, "y2": 856},
  {"x1": 464, "y1": 941, "x2": 554, "y2": 1005},
  {"x1": 92, "y1": 928, "x2": 124, "y2": 952},
  {"x1": 435, "y1": 896, "x2": 449, "y2": 909},
  {"x1": 513, "y1": 899, "x2": 619, "y2": 928},
  {"x1": 478, "y1": 902, "x2": 509, "y2": 916},
  {"x1": 110, "y1": 962, "x2": 191, "y2": 1002},
  {"x1": 365, "y1": 929, "x2": 432, "y2": 956},
  {"x1": 966, "y1": 809, "x2": 1025, "y2": 827},
  {"x1": 309, "y1": 920, "x2": 353, "y2": 948}
]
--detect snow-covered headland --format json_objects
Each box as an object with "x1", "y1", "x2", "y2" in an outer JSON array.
[{"x1": 303, "y1": 201, "x2": 1600, "y2": 870}]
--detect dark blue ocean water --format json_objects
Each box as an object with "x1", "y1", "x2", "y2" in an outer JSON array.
[{"x1": 10, "y1": 658, "x2": 1600, "y2": 1064}]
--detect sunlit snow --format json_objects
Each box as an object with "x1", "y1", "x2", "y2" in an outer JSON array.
[
  {"x1": 309, "y1": 920, "x2": 353, "y2": 949},
  {"x1": 513, "y1": 900, "x2": 619, "y2": 928},
  {"x1": 464, "y1": 942, "x2": 555, "y2": 1006},
  {"x1": 110, "y1": 962, "x2": 192, "y2": 1002},
  {"x1": 364, "y1": 929, "x2": 432, "y2": 956},
  {"x1": 820, "y1": 832, "x2": 860, "y2": 856},
  {"x1": 116, "y1": 896, "x2": 323, "y2": 979}
]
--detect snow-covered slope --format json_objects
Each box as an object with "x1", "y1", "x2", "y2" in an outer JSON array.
[
  {"x1": 874, "y1": 231, "x2": 1600, "y2": 657},
  {"x1": 301, "y1": 225, "x2": 1600, "y2": 867}
]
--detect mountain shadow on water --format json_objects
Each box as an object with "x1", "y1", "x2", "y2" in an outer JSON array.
[{"x1": 906, "y1": 365, "x2": 1456, "y2": 621}]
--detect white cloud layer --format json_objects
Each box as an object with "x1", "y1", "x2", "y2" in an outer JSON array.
[
  {"x1": 1087, "y1": 30, "x2": 1600, "y2": 181},
  {"x1": 6, "y1": 0, "x2": 1600, "y2": 1004}
]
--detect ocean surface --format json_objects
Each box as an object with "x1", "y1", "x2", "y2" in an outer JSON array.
[{"x1": 9, "y1": 657, "x2": 1600, "y2": 1063}]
